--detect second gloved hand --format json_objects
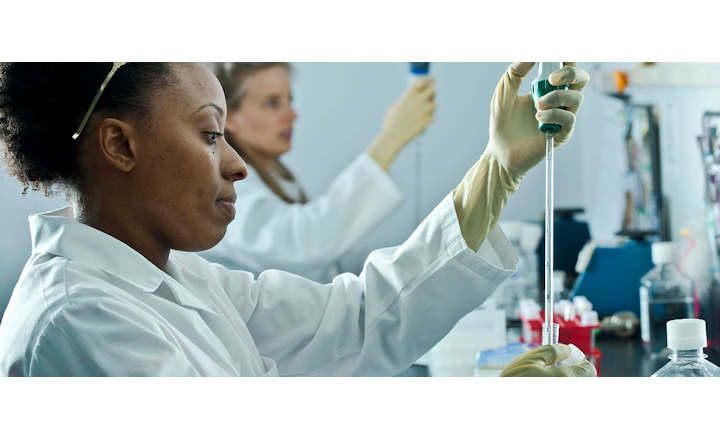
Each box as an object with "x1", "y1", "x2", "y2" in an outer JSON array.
[
  {"x1": 366, "y1": 78, "x2": 437, "y2": 171},
  {"x1": 500, "y1": 344, "x2": 597, "y2": 377}
]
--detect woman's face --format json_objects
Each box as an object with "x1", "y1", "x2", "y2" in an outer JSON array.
[
  {"x1": 225, "y1": 66, "x2": 297, "y2": 158},
  {"x1": 130, "y1": 63, "x2": 247, "y2": 252}
]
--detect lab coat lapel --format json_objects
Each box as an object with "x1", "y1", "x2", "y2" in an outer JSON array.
[{"x1": 161, "y1": 261, "x2": 218, "y2": 315}]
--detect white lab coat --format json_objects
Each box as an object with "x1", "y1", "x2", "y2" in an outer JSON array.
[
  {"x1": 0, "y1": 194, "x2": 517, "y2": 376},
  {"x1": 201, "y1": 153, "x2": 404, "y2": 282}
]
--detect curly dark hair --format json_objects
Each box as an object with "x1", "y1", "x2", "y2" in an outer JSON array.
[{"x1": 0, "y1": 62, "x2": 175, "y2": 194}]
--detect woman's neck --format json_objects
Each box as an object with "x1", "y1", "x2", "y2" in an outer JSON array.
[
  {"x1": 74, "y1": 198, "x2": 170, "y2": 270},
  {"x1": 252, "y1": 153, "x2": 281, "y2": 175}
]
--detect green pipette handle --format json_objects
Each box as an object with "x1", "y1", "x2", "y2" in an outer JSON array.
[{"x1": 531, "y1": 79, "x2": 569, "y2": 134}]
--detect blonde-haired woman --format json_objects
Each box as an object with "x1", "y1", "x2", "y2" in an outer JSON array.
[{"x1": 202, "y1": 62, "x2": 436, "y2": 282}]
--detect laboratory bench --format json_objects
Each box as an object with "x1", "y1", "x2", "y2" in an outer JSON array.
[
  {"x1": 593, "y1": 333, "x2": 720, "y2": 377},
  {"x1": 396, "y1": 331, "x2": 720, "y2": 377}
]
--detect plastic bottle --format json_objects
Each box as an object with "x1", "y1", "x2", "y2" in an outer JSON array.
[
  {"x1": 640, "y1": 242, "x2": 694, "y2": 358},
  {"x1": 651, "y1": 319, "x2": 720, "y2": 377}
]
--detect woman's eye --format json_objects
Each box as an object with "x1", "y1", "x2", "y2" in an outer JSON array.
[
  {"x1": 205, "y1": 132, "x2": 223, "y2": 144},
  {"x1": 265, "y1": 97, "x2": 281, "y2": 108}
]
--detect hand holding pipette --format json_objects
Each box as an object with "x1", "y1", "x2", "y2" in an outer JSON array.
[
  {"x1": 453, "y1": 62, "x2": 589, "y2": 252},
  {"x1": 484, "y1": 62, "x2": 588, "y2": 178},
  {"x1": 366, "y1": 76, "x2": 436, "y2": 172}
]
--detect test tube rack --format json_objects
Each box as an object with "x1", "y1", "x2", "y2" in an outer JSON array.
[{"x1": 518, "y1": 310, "x2": 602, "y2": 375}]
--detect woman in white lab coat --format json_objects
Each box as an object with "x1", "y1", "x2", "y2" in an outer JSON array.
[
  {"x1": 202, "y1": 63, "x2": 435, "y2": 282},
  {"x1": 0, "y1": 62, "x2": 594, "y2": 377}
]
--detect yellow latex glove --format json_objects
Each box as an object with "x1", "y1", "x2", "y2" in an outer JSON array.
[
  {"x1": 500, "y1": 344, "x2": 597, "y2": 377},
  {"x1": 454, "y1": 62, "x2": 589, "y2": 251},
  {"x1": 366, "y1": 78, "x2": 437, "y2": 171}
]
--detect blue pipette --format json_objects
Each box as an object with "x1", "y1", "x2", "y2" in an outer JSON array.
[{"x1": 409, "y1": 62, "x2": 431, "y2": 227}]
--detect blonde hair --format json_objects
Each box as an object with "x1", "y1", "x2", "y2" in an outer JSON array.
[{"x1": 214, "y1": 62, "x2": 307, "y2": 204}]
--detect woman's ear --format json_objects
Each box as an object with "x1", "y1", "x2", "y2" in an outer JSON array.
[{"x1": 96, "y1": 118, "x2": 137, "y2": 172}]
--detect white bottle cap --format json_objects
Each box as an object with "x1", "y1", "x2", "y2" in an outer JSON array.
[
  {"x1": 651, "y1": 242, "x2": 676, "y2": 265},
  {"x1": 537, "y1": 62, "x2": 563, "y2": 81},
  {"x1": 667, "y1": 318, "x2": 707, "y2": 350}
]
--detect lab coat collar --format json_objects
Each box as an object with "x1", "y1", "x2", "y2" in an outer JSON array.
[
  {"x1": 29, "y1": 206, "x2": 165, "y2": 293},
  {"x1": 163, "y1": 258, "x2": 219, "y2": 314}
]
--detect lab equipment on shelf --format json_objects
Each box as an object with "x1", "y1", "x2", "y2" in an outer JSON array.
[
  {"x1": 571, "y1": 235, "x2": 654, "y2": 316},
  {"x1": 695, "y1": 111, "x2": 720, "y2": 351}
]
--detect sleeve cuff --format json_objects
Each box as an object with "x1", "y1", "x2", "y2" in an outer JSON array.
[{"x1": 431, "y1": 192, "x2": 519, "y2": 283}]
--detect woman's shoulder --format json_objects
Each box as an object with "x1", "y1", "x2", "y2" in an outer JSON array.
[
  {"x1": 20, "y1": 255, "x2": 144, "y2": 308},
  {"x1": 0, "y1": 254, "x2": 158, "y2": 374}
]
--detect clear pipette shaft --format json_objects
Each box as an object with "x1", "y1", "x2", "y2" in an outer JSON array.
[{"x1": 543, "y1": 132, "x2": 556, "y2": 345}]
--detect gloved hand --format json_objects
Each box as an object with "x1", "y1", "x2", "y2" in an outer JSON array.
[
  {"x1": 486, "y1": 62, "x2": 589, "y2": 178},
  {"x1": 366, "y1": 78, "x2": 437, "y2": 171},
  {"x1": 453, "y1": 62, "x2": 589, "y2": 251},
  {"x1": 500, "y1": 344, "x2": 597, "y2": 377}
]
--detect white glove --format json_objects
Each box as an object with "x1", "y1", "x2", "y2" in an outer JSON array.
[
  {"x1": 486, "y1": 62, "x2": 589, "y2": 178},
  {"x1": 500, "y1": 344, "x2": 597, "y2": 377},
  {"x1": 453, "y1": 62, "x2": 589, "y2": 251},
  {"x1": 366, "y1": 78, "x2": 437, "y2": 171}
]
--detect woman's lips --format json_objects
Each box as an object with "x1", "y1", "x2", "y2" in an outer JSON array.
[
  {"x1": 216, "y1": 200, "x2": 236, "y2": 220},
  {"x1": 280, "y1": 128, "x2": 292, "y2": 141}
]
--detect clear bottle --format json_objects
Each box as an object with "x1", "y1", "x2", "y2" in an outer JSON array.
[
  {"x1": 640, "y1": 242, "x2": 694, "y2": 359},
  {"x1": 651, "y1": 319, "x2": 720, "y2": 377}
]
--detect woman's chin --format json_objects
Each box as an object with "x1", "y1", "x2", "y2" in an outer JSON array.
[{"x1": 174, "y1": 227, "x2": 227, "y2": 253}]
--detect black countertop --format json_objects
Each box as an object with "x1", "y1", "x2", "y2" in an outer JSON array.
[
  {"x1": 595, "y1": 333, "x2": 720, "y2": 377},
  {"x1": 397, "y1": 331, "x2": 720, "y2": 377}
]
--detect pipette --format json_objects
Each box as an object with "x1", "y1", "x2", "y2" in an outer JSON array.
[
  {"x1": 408, "y1": 62, "x2": 431, "y2": 227},
  {"x1": 531, "y1": 62, "x2": 568, "y2": 345}
]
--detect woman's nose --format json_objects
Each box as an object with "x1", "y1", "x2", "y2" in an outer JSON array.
[
  {"x1": 286, "y1": 105, "x2": 298, "y2": 123},
  {"x1": 220, "y1": 138, "x2": 247, "y2": 182}
]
